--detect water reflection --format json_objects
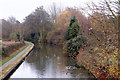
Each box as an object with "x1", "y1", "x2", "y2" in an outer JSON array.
[{"x1": 10, "y1": 44, "x2": 91, "y2": 78}]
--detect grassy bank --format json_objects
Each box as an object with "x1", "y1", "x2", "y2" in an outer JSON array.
[
  {"x1": 2, "y1": 42, "x2": 25, "y2": 56},
  {"x1": 0, "y1": 43, "x2": 29, "y2": 66},
  {"x1": 1, "y1": 42, "x2": 34, "y2": 79}
]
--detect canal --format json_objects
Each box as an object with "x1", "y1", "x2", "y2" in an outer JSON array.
[{"x1": 10, "y1": 44, "x2": 92, "y2": 78}]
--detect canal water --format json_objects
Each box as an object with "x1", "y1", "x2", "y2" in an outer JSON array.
[{"x1": 10, "y1": 44, "x2": 92, "y2": 78}]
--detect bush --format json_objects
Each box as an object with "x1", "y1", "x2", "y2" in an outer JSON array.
[
  {"x1": 63, "y1": 35, "x2": 87, "y2": 56},
  {"x1": 2, "y1": 42, "x2": 25, "y2": 56},
  {"x1": 2, "y1": 45, "x2": 8, "y2": 55}
]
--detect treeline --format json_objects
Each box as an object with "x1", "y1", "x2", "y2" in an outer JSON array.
[
  {"x1": 2, "y1": 42, "x2": 25, "y2": 56},
  {"x1": 2, "y1": 6, "x2": 89, "y2": 44},
  {"x1": 22, "y1": 6, "x2": 89, "y2": 45},
  {"x1": 2, "y1": 17, "x2": 22, "y2": 41}
]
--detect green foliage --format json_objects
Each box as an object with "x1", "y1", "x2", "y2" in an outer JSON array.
[
  {"x1": 16, "y1": 33, "x2": 20, "y2": 41},
  {"x1": 2, "y1": 46, "x2": 8, "y2": 55},
  {"x1": 63, "y1": 16, "x2": 87, "y2": 57},
  {"x1": 64, "y1": 35, "x2": 87, "y2": 56},
  {"x1": 1, "y1": 39, "x2": 9, "y2": 41},
  {"x1": 29, "y1": 33, "x2": 40, "y2": 44},
  {"x1": 66, "y1": 16, "x2": 81, "y2": 40}
]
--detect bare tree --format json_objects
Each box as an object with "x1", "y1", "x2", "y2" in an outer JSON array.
[{"x1": 48, "y1": 3, "x2": 63, "y2": 23}]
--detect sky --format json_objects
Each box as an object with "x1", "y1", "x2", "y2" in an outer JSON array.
[{"x1": 0, "y1": 0, "x2": 102, "y2": 22}]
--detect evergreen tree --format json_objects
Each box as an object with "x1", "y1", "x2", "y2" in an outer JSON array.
[
  {"x1": 66, "y1": 16, "x2": 82, "y2": 40},
  {"x1": 64, "y1": 16, "x2": 86, "y2": 57}
]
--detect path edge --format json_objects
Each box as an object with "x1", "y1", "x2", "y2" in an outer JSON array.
[{"x1": 1, "y1": 41, "x2": 34, "y2": 80}]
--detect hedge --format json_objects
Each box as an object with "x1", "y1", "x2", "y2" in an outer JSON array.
[{"x1": 2, "y1": 42, "x2": 25, "y2": 56}]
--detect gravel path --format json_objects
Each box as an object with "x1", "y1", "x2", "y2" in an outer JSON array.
[{"x1": 0, "y1": 42, "x2": 31, "y2": 71}]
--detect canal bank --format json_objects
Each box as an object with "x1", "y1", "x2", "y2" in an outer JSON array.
[
  {"x1": 10, "y1": 43, "x2": 93, "y2": 78},
  {"x1": 1, "y1": 41, "x2": 34, "y2": 80}
]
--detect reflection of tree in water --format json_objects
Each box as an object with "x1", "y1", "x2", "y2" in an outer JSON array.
[
  {"x1": 25, "y1": 44, "x2": 49, "y2": 76},
  {"x1": 25, "y1": 43, "x2": 66, "y2": 77},
  {"x1": 24, "y1": 43, "x2": 91, "y2": 78}
]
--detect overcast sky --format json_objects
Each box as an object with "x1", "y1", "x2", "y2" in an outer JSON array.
[{"x1": 0, "y1": 0, "x2": 102, "y2": 22}]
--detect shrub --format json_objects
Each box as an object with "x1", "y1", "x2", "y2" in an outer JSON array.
[
  {"x1": 2, "y1": 45, "x2": 8, "y2": 56},
  {"x1": 63, "y1": 35, "x2": 87, "y2": 56},
  {"x1": 2, "y1": 42, "x2": 25, "y2": 56}
]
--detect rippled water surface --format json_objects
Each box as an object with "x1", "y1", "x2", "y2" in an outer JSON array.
[{"x1": 10, "y1": 44, "x2": 92, "y2": 78}]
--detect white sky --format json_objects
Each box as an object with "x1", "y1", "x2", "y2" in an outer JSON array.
[{"x1": 0, "y1": 0, "x2": 102, "y2": 22}]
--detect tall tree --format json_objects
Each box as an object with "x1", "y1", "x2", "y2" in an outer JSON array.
[
  {"x1": 23, "y1": 6, "x2": 52, "y2": 43},
  {"x1": 66, "y1": 16, "x2": 81, "y2": 40}
]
